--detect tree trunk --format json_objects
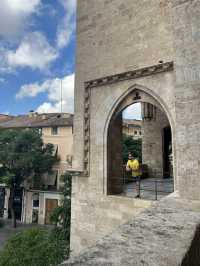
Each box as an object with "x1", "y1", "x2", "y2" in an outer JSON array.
[{"x1": 9, "y1": 186, "x2": 16, "y2": 228}]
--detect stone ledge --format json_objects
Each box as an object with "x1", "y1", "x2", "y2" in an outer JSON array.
[{"x1": 61, "y1": 195, "x2": 200, "y2": 266}]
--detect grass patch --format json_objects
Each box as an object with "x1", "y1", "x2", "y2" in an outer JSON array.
[{"x1": 0, "y1": 227, "x2": 67, "y2": 266}]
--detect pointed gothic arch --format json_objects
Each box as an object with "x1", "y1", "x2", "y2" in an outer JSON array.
[{"x1": 103, "y1": 84, "x2": 176, "y2": 195}]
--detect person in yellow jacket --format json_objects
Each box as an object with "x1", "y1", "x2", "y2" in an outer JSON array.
[{"x1": 126, "y1": 153, "x2": 141, "y2": 198}]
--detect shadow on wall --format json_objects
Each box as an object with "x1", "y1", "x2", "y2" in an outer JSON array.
[{"x1": 181, "y1": 224, "x2": 200, "y2": 266}]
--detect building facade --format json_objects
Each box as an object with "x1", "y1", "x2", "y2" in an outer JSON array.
[
  {"x1": 122, "y1": 119, "x2": 142, "y2": 140},
  {"x1": 71, "y1": 0, "x2": 200, "y2": 254},
  {"x1": 0, "y1": 112, "x2": 73, "y2": 224}
]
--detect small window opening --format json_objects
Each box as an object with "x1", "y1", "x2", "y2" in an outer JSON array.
[{"x1": 51, "y1": 126, "x2": 58, "y2": 135}]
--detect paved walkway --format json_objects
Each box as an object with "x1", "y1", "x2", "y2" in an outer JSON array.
[{"x1": 122, "y1": 178, "x2": 174, "y2": 200}]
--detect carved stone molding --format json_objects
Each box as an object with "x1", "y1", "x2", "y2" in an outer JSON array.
[
  {"x1": 85, "y1": 62, "x2": 174, "y2": 88},
  {"x1": 83, "y1": 62, "x2": 174, "y2": 176},
  {"x1": 83, "y1": 84, "x2": 91, "y2": 176}
]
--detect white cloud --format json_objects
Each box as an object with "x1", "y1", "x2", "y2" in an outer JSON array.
[
  {"x1": 36, "y1": 102, "x2": 58, "y2": 113},
  {"x1": 7, "y1": 0, "x2": 40, "y2": 13},
  {"x1": 7, "y1": 32, "x2": 58, "y2": 71},
  {"x1": 56, "y1": 0, "x2": 76, "y2": 49},
  {"x1": 16, "y1": 74, "x2": 75, "y2": 113},
  {"x1": 123, "y1": 103, "x2": 142, "y2": 120},
  {"x1": 36, "y1": 100, "x2": 70, "y2": 113},
  {"x1": 0, "y1": 0, "x2": 41, "y2": 38},
  {"x1": 1, "y1": 111, "x2": 10, "y2": 115},
  {"x1": 0, "y1": 0, "x2": 76, "y2": 74}
]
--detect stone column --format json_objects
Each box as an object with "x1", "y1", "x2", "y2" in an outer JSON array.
[
  {"x1": 172, "y1": 0, "x2": 200, "y2": 200},
  {"x1": 107, "y1": 113, "x2": 123, "y2": 195},
  {"x1": 142, "y1": 104, "x2": 170, "y2": 178}
]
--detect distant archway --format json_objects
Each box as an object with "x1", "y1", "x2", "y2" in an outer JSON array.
[{"x1": 104, "y1": 85, "x2": 175, "y2": 196}]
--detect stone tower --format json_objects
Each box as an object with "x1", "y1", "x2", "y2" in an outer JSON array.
[{"x1": 71, "y1": 0, "x2": 200, "y2": 253}]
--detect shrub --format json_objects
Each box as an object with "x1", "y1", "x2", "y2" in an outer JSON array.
[
  {"x1": 122, "y1": 134, "x2": 142, "y2": 163},
  {"x1": 0, "y1": 227, "x2": 66, "y2": 266}
]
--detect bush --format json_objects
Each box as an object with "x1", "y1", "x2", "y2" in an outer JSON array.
[
  {"x1": 0, "y1": 227, "x2": 67, "y2": 266},
  {"x1": 122, "y1": 134, "x2": 142, "y2": 163}
]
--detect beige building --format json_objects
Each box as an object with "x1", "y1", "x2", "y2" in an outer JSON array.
[
  {"x1": 0, "y1": 114, "x2": 13, "y2": 123},
  {"x1": 0, "y1": 112, "x2": 73, "y2": 224},
  {"x1": 122, "y1": 119, "x2": 142, "y2": 140}
]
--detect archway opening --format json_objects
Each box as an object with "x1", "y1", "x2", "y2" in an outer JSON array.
[{"x1": 107, "y1": 89, "x2": 174, "y2": 200}]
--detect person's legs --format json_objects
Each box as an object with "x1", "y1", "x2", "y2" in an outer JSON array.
[{"x1": 135, "y1": 176, "x2": 140, "y2": 198}]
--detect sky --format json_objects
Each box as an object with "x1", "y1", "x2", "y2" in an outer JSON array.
[{"x1": 0, "y1": 0, "x2": 141, "y2": 120}]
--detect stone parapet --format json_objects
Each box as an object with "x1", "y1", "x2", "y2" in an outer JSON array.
[{"x1": 61, "y1": 194, "x2": 200, "y2": 266}]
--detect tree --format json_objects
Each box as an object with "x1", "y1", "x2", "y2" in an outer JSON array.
[
  {"x1": 0, "y1": 129, "x2": 58, "y2": 228},
  {"x1": 122, "y1": 134, "x2": 142, "y2": 163}
]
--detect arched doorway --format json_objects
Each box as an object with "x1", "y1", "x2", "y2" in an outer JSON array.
[{"x1": 106, "y1": 87, "x2": 174, "y2": 198}]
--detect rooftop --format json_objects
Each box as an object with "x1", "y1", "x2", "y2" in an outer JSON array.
[
  {"x1": 0, "y1": 112, "x2": 73, "y2": 129},
  {"x1": 123, "y1": 119, "x2": 142, "y2": 128},
  {"x1": 0, "y1": 114, "x2": 14, "y2": 123}
]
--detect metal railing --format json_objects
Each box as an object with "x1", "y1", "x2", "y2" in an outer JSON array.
[
  {"x1": 138, "y1": 178, "x2": 174, "y2": 200},
  {"x1": 122, "y1": 169, "x2": 174, "y2": 200}
]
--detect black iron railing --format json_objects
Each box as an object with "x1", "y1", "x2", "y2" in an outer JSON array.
[
  {"x1": 122, "y1": 168, "x2": 174, "y2": 200},
  {"x1": 137, "y1": 178, "x2": 174, "y2": 200}
]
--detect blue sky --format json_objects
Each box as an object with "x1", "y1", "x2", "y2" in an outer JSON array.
[
  {"x1": 0, "y1": 0, "x2": 141, "y2": 119},
  {"x1": 0, "y1": 0, "x2": 76, "y2": 115}
]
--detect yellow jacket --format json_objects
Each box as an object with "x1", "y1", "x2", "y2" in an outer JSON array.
[{"x1": 126, "y1": 159, "x2": 141, "y2": 177}]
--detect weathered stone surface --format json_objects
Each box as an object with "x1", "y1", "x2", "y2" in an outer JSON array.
[
  {"x1": 61, "y1": 195, "x2": 200, "y2": 266},
  {"x1": 71, "y1": 0, "x2": 200, "y2": 253}
]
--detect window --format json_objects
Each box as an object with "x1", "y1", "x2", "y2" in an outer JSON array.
[
  {"x1": 51, "y1": 126, "x2": 58, "y2": 135},
  {"x1": 134, "y1": 131, "x2": 137, "y2": 135},
  {"x1": 32, "y1": 193, "x2": 39, "y2": 208},
  {"x1": 139, "y1": 131, "x2": 142, "y2": 135},
  {"x1": 43, "y1": 170, "x2": 58, "y2": 191}
]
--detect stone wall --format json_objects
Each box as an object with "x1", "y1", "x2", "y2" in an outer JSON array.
[
  {"x1": 71, "y1": 193, "x2": 152, "y2": 254},
  {"x1": 172, "y1": 0, "x2": 200, "y2": 200},
  {"x1": 73, "y1": 0, "x2": 174, "y2": 170},
  {"x1": 142, "y1": 107, "x2": 170, "y2": 178},
  {"x1": 71, "y1": 0, "x2": 200, "y2": 254},
  {"x1": 72, "y1": 0, "x2": 176, "y2": 253},
  {"x1": 62, "y1": 195, "x2": 200, "y2": 266}
]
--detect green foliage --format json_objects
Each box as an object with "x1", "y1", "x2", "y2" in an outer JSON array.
[
  {"x1": 122, "y1": 134, "x2": 142, "y2": 163},
  {"x1": 50, "y1": 173, "x2": 72, "y2": 256},
  {"x1": 0, "y1": 128, "x2": 58, "y2": 227},
  {"x1": 0, "y1": 128, "x2": 58, "y2": 187},
  {"x1": 0, "y1": 228, "x2": 66, "y2": 266},
  {"x1": 50, "y1": 205, "x2": 64, "y2": 226}
]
